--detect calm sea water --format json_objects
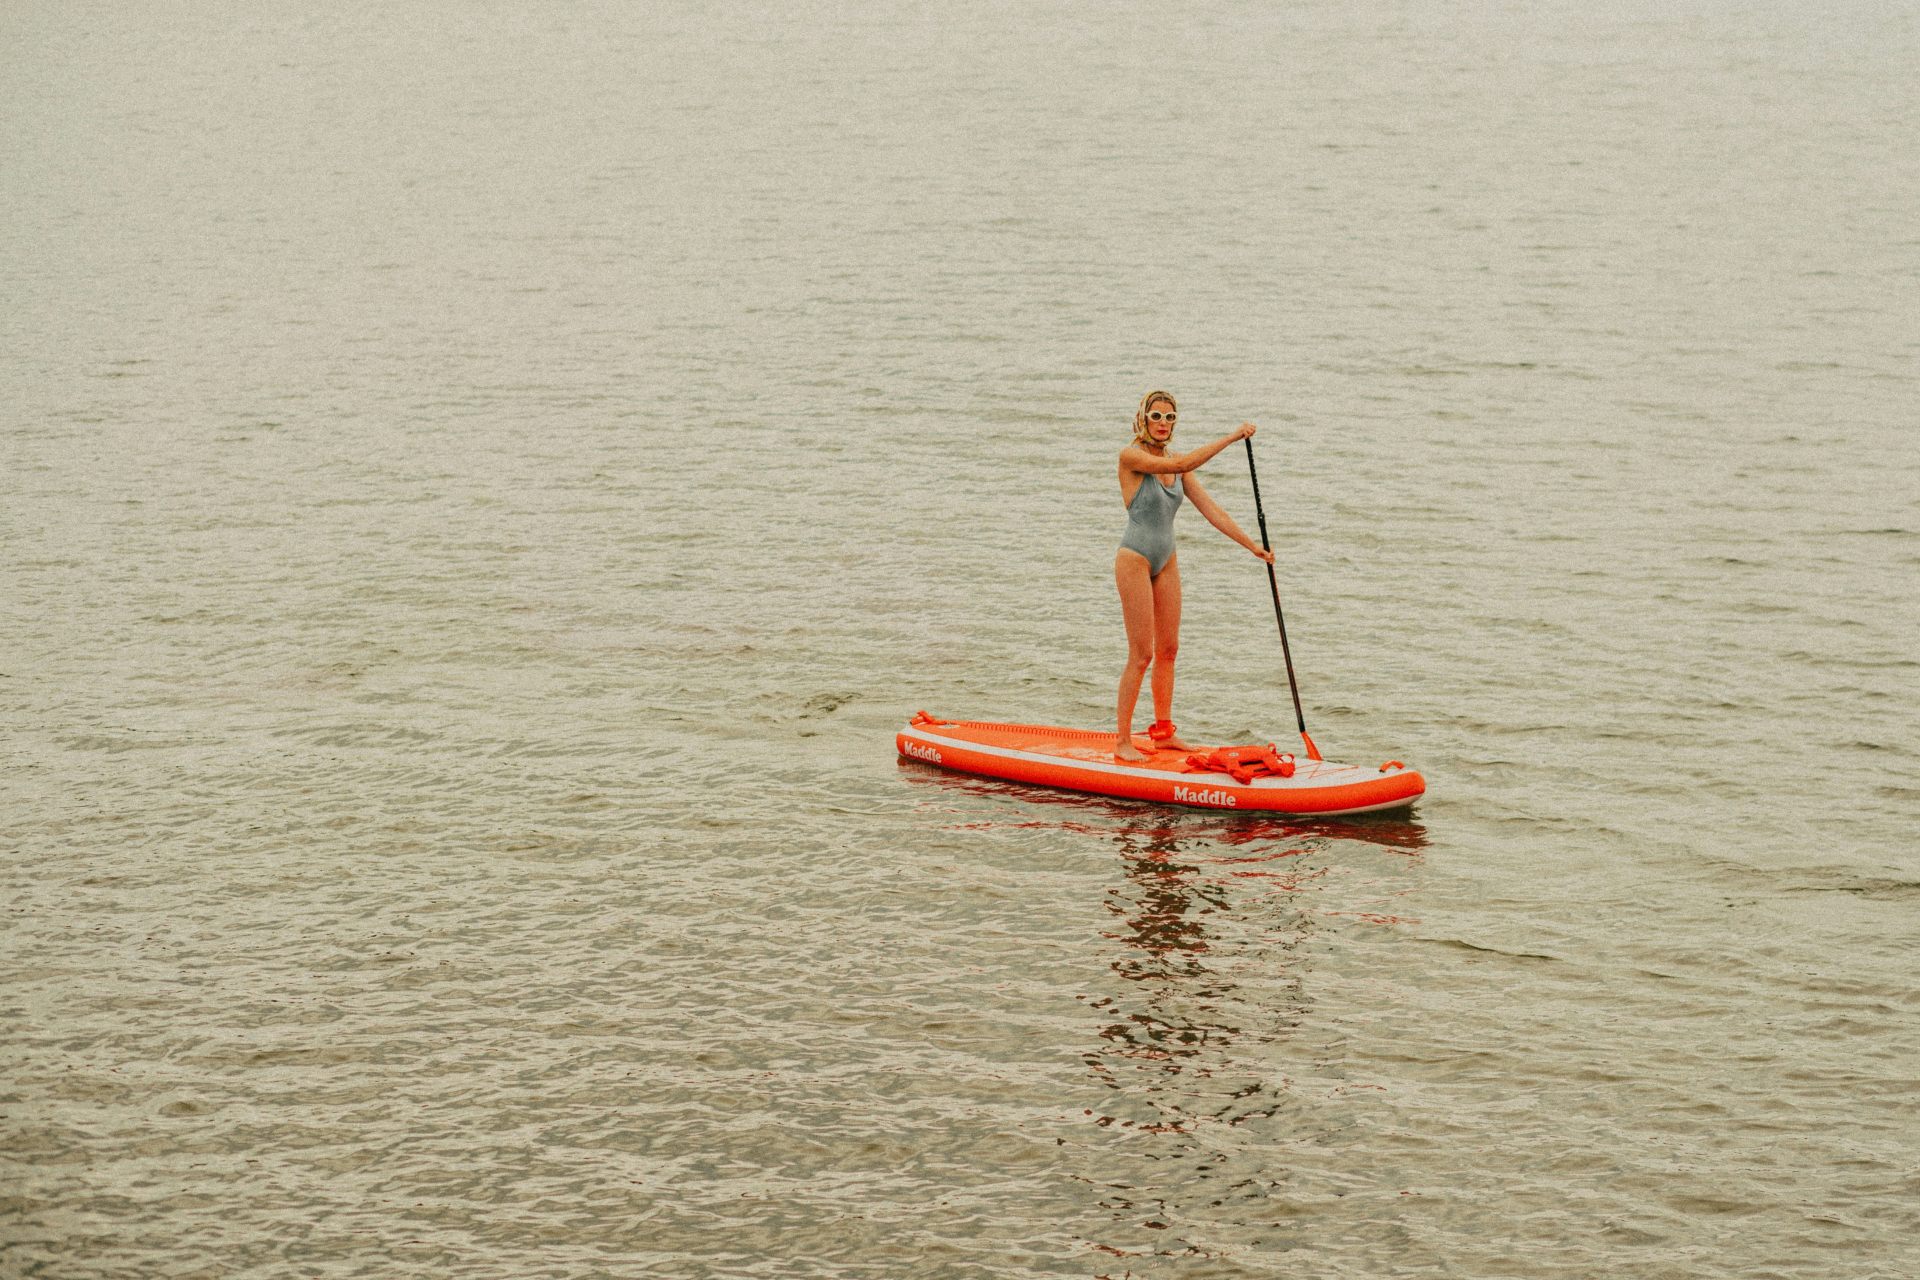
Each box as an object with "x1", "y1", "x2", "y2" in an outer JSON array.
[{"x1": 5, "y1": 2, "x2": 1917, "y2": 1276}]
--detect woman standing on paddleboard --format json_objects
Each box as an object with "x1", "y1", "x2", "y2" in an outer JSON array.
[{"x1": 1114, "y1": 390, "x2": 1273, "y2": 762}]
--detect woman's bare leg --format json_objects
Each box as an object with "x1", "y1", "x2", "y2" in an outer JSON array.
[
  {"x1": 1114, "y1": 549, "x2": 1156, "y2": 761},
  {"x1": 1149, "y1": 554, "x2": 1191, "y2": 750}
]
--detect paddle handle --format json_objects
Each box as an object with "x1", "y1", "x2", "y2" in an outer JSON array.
[{"x1": 1244, "y1": 437, "x2": 1313, "y2": 750}]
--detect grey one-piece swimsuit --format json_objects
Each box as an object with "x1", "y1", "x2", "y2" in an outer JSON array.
[{"x1": 1119, "y1": 473, "x2": 1184, "y2": 576}]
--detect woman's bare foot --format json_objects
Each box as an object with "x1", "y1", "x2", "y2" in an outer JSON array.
[
  {"x1": 1154, "y1": 734, "x2": 1193, "y2": 752},
  {"x1": 1115, "y1": 738, "x2": 1149, "y2": 762}
]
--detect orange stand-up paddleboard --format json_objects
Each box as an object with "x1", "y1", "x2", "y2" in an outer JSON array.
[{"x1": 898, "y1": 712, "x2": 1425, "y2": 816}]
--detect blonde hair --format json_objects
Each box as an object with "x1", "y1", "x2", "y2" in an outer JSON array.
[{"x1": 1132, "y1": 389, "x2": 1177, "y2": 447}]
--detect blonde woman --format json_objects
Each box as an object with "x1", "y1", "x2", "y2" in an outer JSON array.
[{"x1": 1114, "y1": 391, "x2": 1274, "y2": 762}]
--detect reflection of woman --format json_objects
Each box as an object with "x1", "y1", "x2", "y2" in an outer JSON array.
[
  {"x1": 1114, "y1": 391, "x2": 1275, "y2": 762},
  {"x1": 1092, "y1": 828, "x2": 1229, "y2": 1093},
  {"x1": 1088, "y1": 825, "x2": 1261, "y2": 1134},
  {"x1": 1109, "y1": 839, "x2": 1221, "y2": 978}
]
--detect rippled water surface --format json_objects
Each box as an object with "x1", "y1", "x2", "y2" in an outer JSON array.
[{"x1": 5, "y1": 2, "x2": 1918, "y2": 1276}]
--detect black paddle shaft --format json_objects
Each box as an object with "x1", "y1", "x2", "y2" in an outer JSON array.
[{"x1": 1244, "y1": 437, "x2": 1309, "y2": 736}]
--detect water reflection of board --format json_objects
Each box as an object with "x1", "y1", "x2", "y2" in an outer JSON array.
[{"x1": 897, "y1": 713, "x2": 1425, "y2": 817}]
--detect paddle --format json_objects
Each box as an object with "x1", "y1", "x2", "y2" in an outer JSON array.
[{"x1": 1244, "y1": 436, "x2": 1322, "y2": 761}]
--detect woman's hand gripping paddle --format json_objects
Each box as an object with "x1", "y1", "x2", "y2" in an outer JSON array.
[{"x1": 1244, "y1": 436, "x2": 1321, "y2": 761}]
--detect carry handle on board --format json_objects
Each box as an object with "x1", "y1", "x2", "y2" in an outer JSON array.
[{"x1": 1244, "y1": 436, "x2": 1321, "y2": 762}]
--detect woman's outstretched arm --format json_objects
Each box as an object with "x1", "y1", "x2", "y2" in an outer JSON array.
[
  {"x1": 1183, "y1": 473, "x2": 1276, "y2": 563},
  {"x1": 1121, "y1": 423, "x2": 1257, "y2": 475}
]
